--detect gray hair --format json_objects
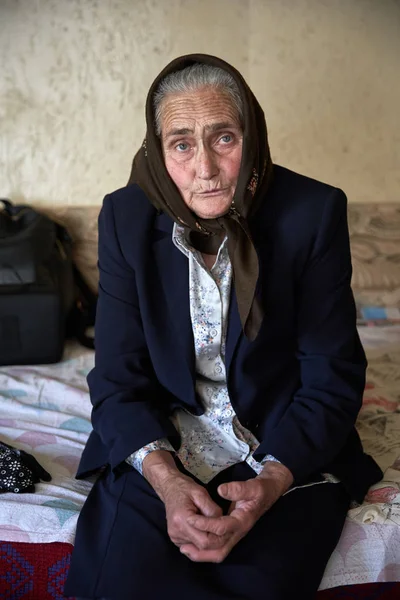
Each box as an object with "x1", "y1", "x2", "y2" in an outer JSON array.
[{"x1": 153, "y1": 63, "x2": 243, "y2": 136}]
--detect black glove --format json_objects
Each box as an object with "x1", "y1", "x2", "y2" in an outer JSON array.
[{"x1": 0, "y1": 441, "x2": 51, "y2": 493}]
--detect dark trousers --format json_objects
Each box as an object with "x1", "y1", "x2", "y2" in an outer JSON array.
[{"x1": 65, "y1": 462, "x2": 350, "y2": 600}]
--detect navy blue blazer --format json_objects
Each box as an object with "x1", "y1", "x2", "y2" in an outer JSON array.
[{"x1": 78, "y1": 165, "x2": 382, "y2": 503}]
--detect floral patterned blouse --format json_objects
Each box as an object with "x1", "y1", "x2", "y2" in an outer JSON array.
[
  {"x1": 126, "y1": 224, "x2": 339, "y2": 489},
  {"x1": 126, "y1": 224, "x2": 279, "y2": 483}
]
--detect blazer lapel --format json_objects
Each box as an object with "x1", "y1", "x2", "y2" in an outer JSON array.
[
  {"x1": 152, "y1": 213, "x2": 196, "y2": 382},
  {"x1": 225, "y1": 284, "x2": 243, "y2": 377}
]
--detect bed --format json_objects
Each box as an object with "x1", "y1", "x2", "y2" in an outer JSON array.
[{"x1": 1, "y1": 202, "x2": 400, "y2": 599}]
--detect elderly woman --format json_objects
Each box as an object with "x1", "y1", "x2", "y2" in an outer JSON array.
[{"x1": 65, "y1": 54, "x2": 382, "y2": 600}]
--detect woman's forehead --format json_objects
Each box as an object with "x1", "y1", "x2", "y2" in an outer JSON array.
[{"x1": 159, "y1": 88, "x2": 241, "y2": 137}]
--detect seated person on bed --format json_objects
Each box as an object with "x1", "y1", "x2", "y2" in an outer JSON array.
[{"x1": 65, "y1": 54, "x2": 382, "y2": 600}]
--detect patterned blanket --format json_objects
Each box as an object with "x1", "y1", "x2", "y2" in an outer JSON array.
[{"x1": 0, "y1": 328, "x2": 399, "y2": 591}]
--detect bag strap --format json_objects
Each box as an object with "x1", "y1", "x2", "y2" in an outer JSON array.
[
  {"x1": 0, "y1": 199, "x2": 30, "y2": 218},
  {"x1": 0, "y1": 199, "x2": 12, "y2": 212},
  {"x1": 0, "y1": 200, "x2": 15, "y2": 239}
]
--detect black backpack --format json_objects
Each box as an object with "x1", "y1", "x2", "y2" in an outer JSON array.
[{"x1": 0, "y1": 199, "x2": 96, "y2": 365}]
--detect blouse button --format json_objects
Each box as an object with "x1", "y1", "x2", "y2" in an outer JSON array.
[
  {"x1": 210, "y1": 328, "x2": 218, "y2": 337},
  {"x1": 215, "y1": 365, "x2": 222, "y2": 374}
]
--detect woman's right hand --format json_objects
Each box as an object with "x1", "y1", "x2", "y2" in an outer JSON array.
[{"x1": 142, "y1": 450, "x2": 227, "y2": 551}]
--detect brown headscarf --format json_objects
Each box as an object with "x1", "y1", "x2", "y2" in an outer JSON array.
[{"x1": 127, "y1": 54, "x2": 273, "y2": 341}]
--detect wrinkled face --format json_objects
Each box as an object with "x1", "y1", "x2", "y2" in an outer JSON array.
[{"x1": 160, "y1": 87, "x2": 243, "y2": 219}]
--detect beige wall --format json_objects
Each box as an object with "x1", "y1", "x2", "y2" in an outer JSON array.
[{"x1": 1, "y1": 0, "x2": 399, "y2": 207}]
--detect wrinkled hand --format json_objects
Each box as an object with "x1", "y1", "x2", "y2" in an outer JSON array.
[
  {"x1": 161, "y1": 471, "x2": 230, "y2": 552},
  {"x1": 181, "y1": 472, "x2": 291, "y2": 563}
]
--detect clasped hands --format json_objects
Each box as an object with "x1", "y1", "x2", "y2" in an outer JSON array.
[{"x1": 144, "y1": 452, "x2": 293, "y2": 564}]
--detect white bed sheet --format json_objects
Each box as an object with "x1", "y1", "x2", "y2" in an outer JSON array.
[{"x1": 0, "y1": 328, "x2": 399, "y2": 590}]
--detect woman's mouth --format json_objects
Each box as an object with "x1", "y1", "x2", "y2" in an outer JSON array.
[{"x1": 197, "y1": 188, "x2": 227, "y2": 197}]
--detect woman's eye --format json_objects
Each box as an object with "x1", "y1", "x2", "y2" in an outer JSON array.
[
  {"x1": 176, "y1": 142, "x2": 189, "y2": 152},
  {"x1": 220, "y1": 135, "x2": 233, "y2": 143}
]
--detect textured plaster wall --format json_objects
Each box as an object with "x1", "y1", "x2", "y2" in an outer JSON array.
[{"x1": 1, "y1": 0, "x2": 399, "y2": 207}]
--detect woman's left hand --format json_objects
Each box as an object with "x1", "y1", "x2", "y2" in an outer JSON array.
[{"x1": 182, "y1": 463, "x2": 294, "y2": 563}]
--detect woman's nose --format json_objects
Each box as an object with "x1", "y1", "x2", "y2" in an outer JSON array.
[{"x1": 196, "y1": 147, "x2": 219, "y2": 180}]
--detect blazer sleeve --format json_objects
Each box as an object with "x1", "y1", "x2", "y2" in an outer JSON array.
[
  {"x1": 85, "y1": 195, "x2": 179, "y2": 474},
  {"x1": 254, "y1": 188, "x2": 367, "y2": 483}
]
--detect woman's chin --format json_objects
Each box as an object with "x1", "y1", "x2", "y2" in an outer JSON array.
[{"x1": 193, "y1": 199, "x2": 232, "y2": 220}]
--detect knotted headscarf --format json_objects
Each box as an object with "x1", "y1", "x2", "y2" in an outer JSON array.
[{"x1": 127, "y1": 54, "x2": 273, "y2": 341}]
